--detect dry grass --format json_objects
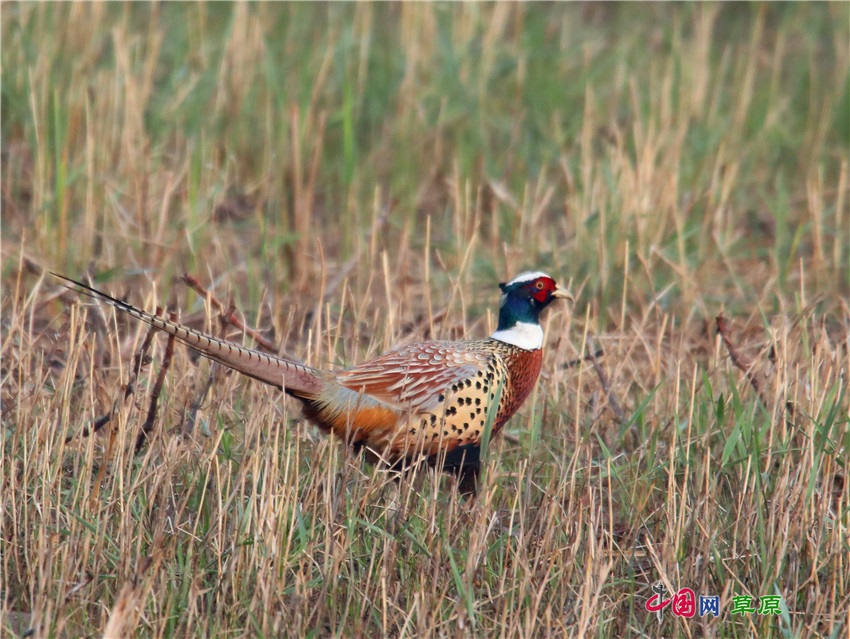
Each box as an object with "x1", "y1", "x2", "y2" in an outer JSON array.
[{"x1": 2, "y1": 3, "x2": 849, "y2": 638}]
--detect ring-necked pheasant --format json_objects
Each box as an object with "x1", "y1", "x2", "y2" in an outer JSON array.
[{"x1": 54, "y1": 271, "x2": 572, "y2": 494}]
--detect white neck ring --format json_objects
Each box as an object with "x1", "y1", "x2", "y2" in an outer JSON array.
[{"x1": 491, "y1": 322, "x2": 543, "y2": 350}]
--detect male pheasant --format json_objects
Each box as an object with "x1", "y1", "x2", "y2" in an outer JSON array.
[{"x1": 55, "y1": 271, "x2": 571, "y2": 493}]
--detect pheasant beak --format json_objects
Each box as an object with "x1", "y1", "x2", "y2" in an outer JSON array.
[{"x1": 550, "y1": 287, "x2": 574, "y2": 302}]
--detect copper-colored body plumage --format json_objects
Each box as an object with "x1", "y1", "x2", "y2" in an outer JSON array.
[
  {"x1": 308, "y1": 339, "x2": 543, "y2": 458},
  {"x1": 55, "y1": 272, "x2": 569, "y2": 493}
]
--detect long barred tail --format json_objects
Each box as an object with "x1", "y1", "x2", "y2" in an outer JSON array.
[{"x1": 52, "y1": 273, "x2": 325, "y2": 398}]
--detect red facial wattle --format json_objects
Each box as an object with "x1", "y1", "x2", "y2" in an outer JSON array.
[{"x1": 527, "y1": 277, "x2": 557, "y2": 303}]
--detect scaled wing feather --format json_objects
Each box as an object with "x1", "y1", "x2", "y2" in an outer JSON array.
[{"x1": 336, "y1": 342, "x2": 489, "y2": 411}]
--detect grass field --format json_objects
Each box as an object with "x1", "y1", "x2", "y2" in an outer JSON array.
[{"x1": 2, "y1": 3, "x2": 849, "y2": 637}]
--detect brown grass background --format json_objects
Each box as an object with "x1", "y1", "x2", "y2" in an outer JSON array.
[{"x1": 2, "y1": 3, "x2": 848, "y2": 637}]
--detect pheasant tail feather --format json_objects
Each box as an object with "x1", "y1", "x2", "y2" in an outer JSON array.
[{"x1": 53, "y1": 274, "x2": 325, "y2": 398}]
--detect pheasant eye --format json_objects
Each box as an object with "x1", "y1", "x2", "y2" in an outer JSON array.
[{"x1": 535, "y1": 281, "x2": 545, "y2": 290}]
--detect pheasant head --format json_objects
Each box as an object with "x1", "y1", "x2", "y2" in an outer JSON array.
[{"x1": 491, "y1": 271, "x2": 572, "y2": 350}]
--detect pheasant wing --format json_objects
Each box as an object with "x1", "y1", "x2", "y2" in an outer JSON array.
[{"x1": 336, "y1": 341, "x2": 489, "y2": 412}]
